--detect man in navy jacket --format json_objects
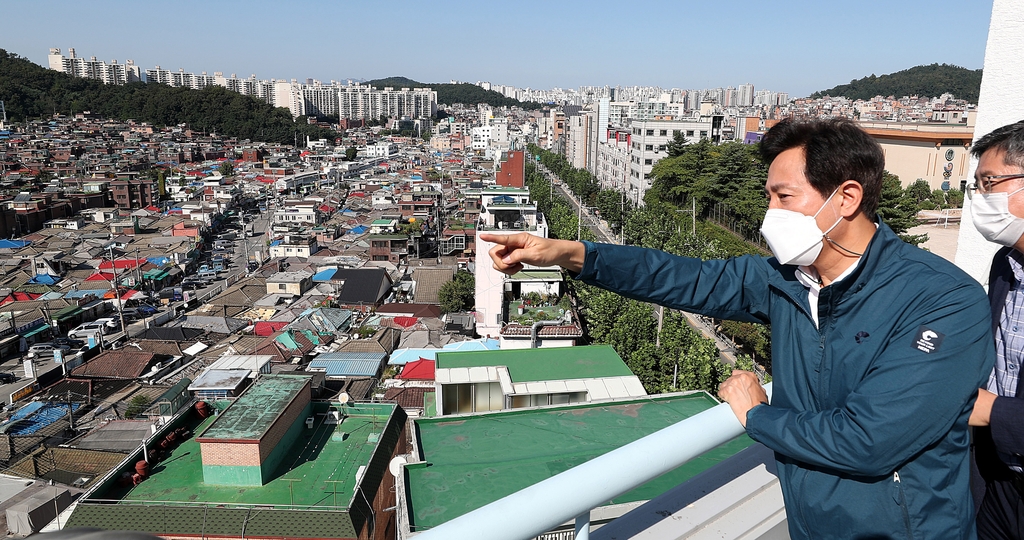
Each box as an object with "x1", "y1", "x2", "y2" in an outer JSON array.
[
  {"x1": 966, "y1": 121, "x2": 1024, "y2": 539},
  {"x1": 482, "y1": 118, "x2": 993, "y2": 539}
]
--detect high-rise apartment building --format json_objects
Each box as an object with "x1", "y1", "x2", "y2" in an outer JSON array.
[
  {"x1": 627, "y1": 118, "x2": 716, "y2": 204},
  {"x1": 47, "y1": 48, "x2": 141, "y2": 85}
]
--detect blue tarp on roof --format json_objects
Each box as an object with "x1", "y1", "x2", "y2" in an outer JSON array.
[
  {"x1": 312, "y1": 268, "x2": 337, "y2": 282},
  {"x1": 350, "y1": 225, "x2": 368, "y2": 235},
  {"x1": 0, "y1": 239, "x2": 30, "y2": 249},
  {"x1": 2, "y1": 403, "x2": 81, "y2": 435},
  {"x1": 147, "y1": 256, "x2": 171, "y2": 266},
  {"x1": 28, "y1": 274, "x2": 60, "y2": 285},
  {"x1": 388, "y1": 338, "x2": 501, "y2": 365},
  {"x1": 342, "y1": 209, "x2": 357, "y2": 215},
  {"x1": 269, "y1": 240, "x2": 283, "y2": 247}
]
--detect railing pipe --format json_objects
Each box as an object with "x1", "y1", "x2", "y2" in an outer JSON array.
[
  {"x1": 574, "y1": 512, "x2": 590, "y2": 540},
  {"x1": 413, "y1": 383, "x2": 772, "y2": 540}
]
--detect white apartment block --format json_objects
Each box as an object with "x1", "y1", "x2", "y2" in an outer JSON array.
[
  {"x1": 627, "y1": 118, "x2": 714, "y2": 204},
  {"x1": 336, "y1": 84, "x2": 437, "y2": 122},
  {"x1": 473, "y1": 187, "x2": 553, "y2": 338},
  {"x1": 48, "y1": 48, "x2": 141, "y2": 85},
  {"x1": 595, "y1": 130, "x2": 632, "y2": 191},
  {"x1": 566, "y1": 112, "x2": 596, "y2": 171}
]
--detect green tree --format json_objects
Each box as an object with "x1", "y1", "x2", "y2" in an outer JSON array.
[
  {"x1": 876, "y1": 172, "x2": 926, "y2": 245},
  {"x1": 345, "y1": 147, "x2": 358, "y2": 161},
  {"x1": 439, "y1": 271, "x2": 475, "y2": 314},
  {"x1": 124, "y1": 395, "x2": 152, "y2": 419},
  {"x1": 218, "y1": 161, "x2": 234, "y2": 176},
  {"x1": 945, "y1": 188, "x2": 964, "y2": 209}
]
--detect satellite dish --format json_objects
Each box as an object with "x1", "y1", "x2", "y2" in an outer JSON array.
[{"x1": 388, "y1": 456, "x2": 408, "y2": 478}]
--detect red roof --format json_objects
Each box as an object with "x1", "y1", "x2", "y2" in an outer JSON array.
[
  {"x1": 0, "y1": 292, "x2": 41, "y2": 305},
  {"x1": 144, "y1": 205, "x2": 161, "y2": 212},
  {"x1": 103, "y1": 289, "x2": 138, "y2": 300},
  {"x1": 99, "y1": 258, "x2": 146, "y2": 270},
  {"x1": 86, "y1": 272, "x2": 116, "y2": 282},
  {"x1": 254, "y1": 321, "x2": 288, "y2": 336},
  {"x1": 393, "y1": 316, "x2": 419, "y2": 328},
  {"x1": 398, "y1": 359, "x2": 435, "y2": 380}
]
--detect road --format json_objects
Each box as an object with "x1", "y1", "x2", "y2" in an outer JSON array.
[{"x1": 535, "y1": 163, "x2": 619, "y2": 244}]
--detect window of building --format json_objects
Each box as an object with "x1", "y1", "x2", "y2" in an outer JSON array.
[
  {"x1": 686, "y1": 130, "x2": 695, "y2": 136},
  {"x1": 644, "y1": 159, "x2": 653, "y2": 165},
  {"x1": 646, "y1": 129, "x2": 654, "y2": 136},
  {"x1": 645, "y1": 144, "x2": 653, "y2": 151},
  {"x1": 700, "y1": 130, "x2": 708, "y2": 137},
  {"x1": 660, "y1": 130, "x2": 668, "y2": 136},
  {"x1": 278, "y1": 283, "x2": 286, "y2": 291}
]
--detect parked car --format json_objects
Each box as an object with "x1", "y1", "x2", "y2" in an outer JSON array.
[
  {"x1": 26, "y1": 343, "x2": 70, "y2": 359},
  {"x1": 67, "y1": 319, "x2": 117, "y2": 340},
  {"x1": 53, "y1": 337, "x2": 85, "y2": 349},
  {"x1": 0, "y1": 373, "x2": 15, "y2": 384}
]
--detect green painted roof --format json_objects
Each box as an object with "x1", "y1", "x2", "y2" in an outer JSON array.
[
  {"x1": 435, "y1": 345, "x2": 631, "y2": 382},
  {"x1": 407, "y1": 393, "x2": 753, "y2": 530},
  {"x1": 199, "y1": 375, "x2": 309, "y2": 440},
  {"x1": 68, "y1": 402, "x2": 402, "y2": 538}
]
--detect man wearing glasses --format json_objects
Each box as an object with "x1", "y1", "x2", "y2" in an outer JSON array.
[{"x1": 967, "y1": 121, "x2": 1024, "y2": 539}]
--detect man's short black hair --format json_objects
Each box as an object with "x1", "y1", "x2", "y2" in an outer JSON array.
[
  {"x1": 971, "y1": 120, "x2": 1024, "y2": 168},
  {"x1": 760, "y1": 117, "x2": 885, "y2": 217}
]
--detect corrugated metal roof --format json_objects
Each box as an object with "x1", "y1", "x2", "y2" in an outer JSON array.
[{"x1": 308, "y1": 353, "x2": 386, "y2": 378}]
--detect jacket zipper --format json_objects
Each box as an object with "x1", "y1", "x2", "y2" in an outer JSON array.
[{"x1": 894, "y1": 472, "x2": 912, "y2": 539}]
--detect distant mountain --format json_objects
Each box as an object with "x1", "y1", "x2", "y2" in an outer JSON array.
[
  {"x1": 810, "y1": 63, "x2": 982, "y2": 102},
  {"x1": 365, "y1": 76, "x2": 546, "y2": 110},
  {"x1": 0, "y1": 49, "x2": 335, "y2": 144}
]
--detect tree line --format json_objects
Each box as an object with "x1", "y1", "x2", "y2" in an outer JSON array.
[
  {"x1": 0, "y1": 49, "x2": 335, "y2": 145},
  {"x1": 810, "y1": 63, "x2": 982, "y2": 103}
]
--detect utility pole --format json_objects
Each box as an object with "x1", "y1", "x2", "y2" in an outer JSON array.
[{"x1": 107, "y1": 246, "x2": 127, "y2": 336}]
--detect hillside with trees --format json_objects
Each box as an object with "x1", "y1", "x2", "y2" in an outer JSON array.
[
  {"x1": 810, "y1": 63, "x2": 982, "y2": 102},
  {"x1": 0, "y1": 49, "x2": 335, "y2": 144},
  {"x1": 365, "y1": 76, "x2": 546, "y2": 110}
]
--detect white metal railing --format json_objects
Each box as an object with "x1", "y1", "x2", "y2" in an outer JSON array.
[{"x1": 413, "y1": 383, "x2": 772, "y2": 540}]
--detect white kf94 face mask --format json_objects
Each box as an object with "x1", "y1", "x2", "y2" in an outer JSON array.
[
  {"x1": 971, "y1": 186, "x2": 1024, "y2": 247},
  {"x1": 760, "y1": 188, "x2": 842, "y2": 266}
]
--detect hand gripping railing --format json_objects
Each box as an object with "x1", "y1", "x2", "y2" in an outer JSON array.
[{"x1": 413, "y1": 383, "x2": 772, "y2": 540}]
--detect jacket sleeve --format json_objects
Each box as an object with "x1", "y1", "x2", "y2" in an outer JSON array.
[
  {"x1": 574, "y1": 241, "x2": 771, "y2": 323},
  {"x1": 745, "y1": 280, "x2": 995, "y2": 477},
  {"x1": 990, "y1": 397, "x2": 1024, "y2": 460}
]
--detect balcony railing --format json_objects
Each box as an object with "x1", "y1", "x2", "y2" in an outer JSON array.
[{"x1": 412, "y1": 383, "x2": 772, "y2": 540}]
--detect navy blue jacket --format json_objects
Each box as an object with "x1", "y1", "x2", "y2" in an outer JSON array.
[
  {"x1": 973, "y1": 247, "x2": 1024, "y2": 501},
  {"x1": 576, "y1": 222, "x2": 993, "y2": 539}
]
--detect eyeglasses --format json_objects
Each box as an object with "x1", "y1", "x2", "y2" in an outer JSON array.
[{"x1": 966, "y1": 174, "x2": 1024, "y2": 199}]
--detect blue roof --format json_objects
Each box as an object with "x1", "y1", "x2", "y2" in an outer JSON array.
[
  {"x1": 147, "y1": 256, "x2": 171, "y2": 266},
  {"x1": 350, "y1": 225, "x2": 368, "y2": 234},
  {"x1": 308, "y1": 352, "x2": 386, "y2": 377},
  {"x1": 389, "y1": 348, "x2": 438, "y2": 366},
  {"x1": 65, "y1": 290, "x2": 99, "y2": 299},
  {"x1": 2, "y1": 403, "x2": 81, "y2": 435},
  {"x1": 269, "y1": 240, "x2": 283, "y2": 247},
  {"x1": 0, "y1": 239, "x2": 30, "y2": 249},
  {"x1": 312, "y1": 268, "x2": 337, "y2": 282},
  {"x1": 28, "y1": 274, "x2": 60, "y2": 285}
]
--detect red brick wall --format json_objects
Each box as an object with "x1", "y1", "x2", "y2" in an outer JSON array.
[
  {"x1": 496, "y1": 151, "x2": 524, "y2": 187},
  {"x1": 200, "y1": 441, "x2": 260, "y2": 466}
]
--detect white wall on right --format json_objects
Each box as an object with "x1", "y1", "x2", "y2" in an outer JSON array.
[{"x1": 955, "y1": 0, "x2": 1024, "y2": 282}]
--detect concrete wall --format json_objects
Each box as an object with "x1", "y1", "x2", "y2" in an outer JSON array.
[{"x1": 955, "y1": 0, "x2": 1024, "y2": 282}]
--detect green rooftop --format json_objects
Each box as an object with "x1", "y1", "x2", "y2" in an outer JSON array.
[
  {"x1": 67, "y1": 402, "x2": 404, "y2": 539},
  {"x1": 406, "y1": 392, "x2": 752, "y2": 530},
  {"x1": 200, "y1": 375, "x2": 309, "y2": 440},
  {"x1": 435, "y1": 344, "x2": 631, "y2": 382}
]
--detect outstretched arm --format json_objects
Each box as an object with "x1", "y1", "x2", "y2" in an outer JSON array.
[{"x1": 480, "y1": 232, "x2": 586, "y2": 275}]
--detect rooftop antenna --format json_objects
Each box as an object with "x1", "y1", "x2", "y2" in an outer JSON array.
[{"x1": 0, "y1": 100, "x2": 6, "y2": 130}]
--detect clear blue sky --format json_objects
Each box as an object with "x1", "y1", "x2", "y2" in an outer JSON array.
[{"x1": 3, "y1": 0, "x2": 994, "y2": 98}]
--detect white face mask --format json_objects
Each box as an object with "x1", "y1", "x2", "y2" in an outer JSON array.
[
  {"x1": 760, "y1": 188, "x2": 842, "y2": 266},
  {"x1": 971, "y1": 186, "x2": 1024, "y2": 247}
]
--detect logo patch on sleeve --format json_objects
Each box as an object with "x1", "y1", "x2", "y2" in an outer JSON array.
[{"x1": 913, "y1": 326, "x2": 945, "y2": 354}]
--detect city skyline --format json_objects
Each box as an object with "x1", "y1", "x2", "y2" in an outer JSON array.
[{"x1": 6, "y1": 0, "x2": 993, "y2": 98}]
